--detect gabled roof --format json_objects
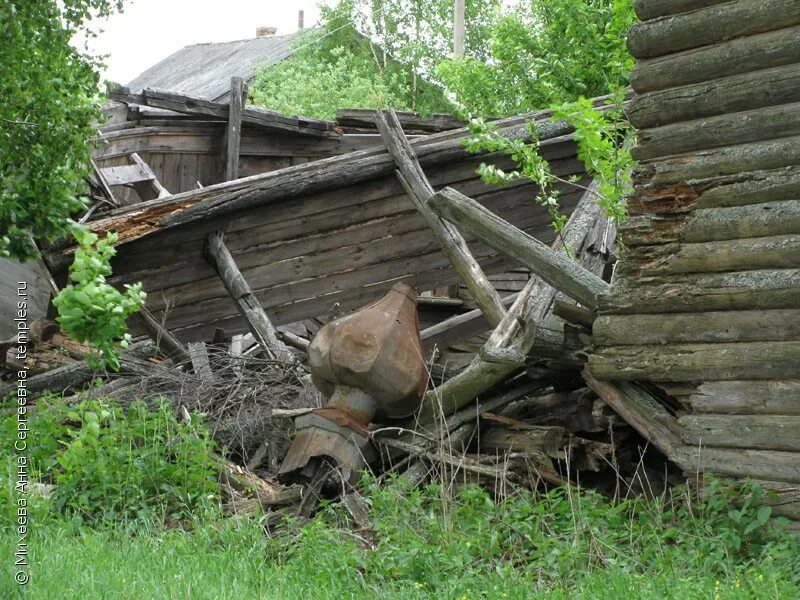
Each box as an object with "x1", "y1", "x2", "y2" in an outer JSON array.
[{"x1": 127, "y1": 33, "x2": 299, "y2": 102}]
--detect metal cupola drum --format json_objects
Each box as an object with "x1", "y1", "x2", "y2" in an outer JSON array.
[{"x1": 279, "y1": 282, "x2": 428, "y2": 484}]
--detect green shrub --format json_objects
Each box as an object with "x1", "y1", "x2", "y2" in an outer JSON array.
[{"x1": 1, "y1": 395, "x2": 221, "y2": 526}]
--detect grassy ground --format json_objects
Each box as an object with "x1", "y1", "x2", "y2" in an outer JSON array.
[
  {"x1": 2, "y1": 397, "x2": 798, "y2": 599},
  {"x1": 2, "y1": 481, "x2": 798, "y2": 599}
]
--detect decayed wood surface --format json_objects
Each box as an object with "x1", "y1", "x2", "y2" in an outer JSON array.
[
  {"x1": 633, "y1": 101, "x2": 800, "y2": 161},
  {"x1": 588, "y1": 342, "x2": 800, "y2": 382},
  {"x1": 594, "y1": 309, "x2": 800, "y2": 346},
  {"x1": 628, "y1": 0, "x2": 800, "y2": 60},
  {"x1": 428, "y1": 187, "x2": 610, "y2": 308},
  {"x1": 682, "y1": 201, "x2": 800, "y2": 243},
  {"x1": 688, "y1": 380, "x2": 800, "y2": 415},
  {"x1": 375, "y1": 109, "x2": 506, "y2": 328},
  {"x1": 628, "y1": 63, "x2": 800, "y2": 129},
  {"x1": 679, "y1": 415, "x2": 800, "y2": 452},
  {"x1": 631, "y1": 25, "x2": 800, "y2": 94}
]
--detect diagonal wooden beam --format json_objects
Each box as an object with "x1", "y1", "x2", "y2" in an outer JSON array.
[
  {"x1": 204, "y1": 231, "x2": 295, "y2": 364},
  {"x1": 375, "y1": 108, "x2": 507, "y2": 328},
  {"x1": 428, "y1": 187, "x2": 611, "y2": 309}
]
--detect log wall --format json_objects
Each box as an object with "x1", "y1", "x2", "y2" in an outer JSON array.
[{"x1": 589, "y1": 0, "x2": 800, "y2": 526}]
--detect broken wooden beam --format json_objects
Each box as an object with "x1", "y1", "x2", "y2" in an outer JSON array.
[
  {"x1": 428, "y1": 187, "x2": 610, "y2": 308},
  {"x1": 204, "y1": 231, "x2": 295, "y2": 364},
  {"x1": 375, "y1": 109, "x2": 507, "y2": 328},
  {"x1": 224, "y1": 77, "x2": 245, "y2": 181}
]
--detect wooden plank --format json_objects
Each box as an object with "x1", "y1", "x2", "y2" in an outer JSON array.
[
  {"x1": 631, "y1": 25, "x2": 800, "y2": 94},
  {"x1": 680, "y1": 415, "x2": 800, "y2": 452},
  {"x1": 188, "y1": 341, "x2": 213, "y2": 381},
  {"x1": 588, "y1": 342, "x2": 800, "y2": 382},
  {"x1": 634, "y1": 101, "x2": 800, "y2": 162},
  {"x1": 595, "y1": 309, "x2": 800, "y2": 346},
  {"x1": 628, "y1": 63, "x2": 800, "y2": 130},
  {"x1": 628, "y1": 0, "x2": 800, "y2": 60},
  {"x1": 224, "y1": 77, "x2": 245, "y2": 181},
  {"x1": 375, "y1": 109, "x2": 507, "y2": 328},
  {"x1": 689, "y1": 380, "x2": 800, "y2": 415},
  {"x1": 204, "y1": 231, "x2": 295, "y2": 363},
  {"x1": 134, "y1": 307, "x2": 190, "y2": 364},
  {"x1": 428, "y1": 187, "x2": 610, "y2": 308}
]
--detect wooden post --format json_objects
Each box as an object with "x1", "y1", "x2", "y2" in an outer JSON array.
[
  {"x1": 428, "y1": 187, "x2": 611, "y2": 309},
  {"x1": 225, "y1": 77, "x2": 245, "y2": 181},
  {"x1": 454, "y1": 0, "x2": 465, "y2": 59},
  {"x1": 205, "y1": 231, "x2": 295, "y2": 363},
  {"x1": 375, "y1": 109, "x2": 507, "y2": 328}
]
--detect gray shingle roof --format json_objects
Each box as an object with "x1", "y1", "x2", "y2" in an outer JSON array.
[{"x1": 127, "y1": 33, "x2": 299, "y2": 101}]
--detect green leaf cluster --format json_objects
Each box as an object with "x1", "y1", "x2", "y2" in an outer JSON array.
[
  {"x1": 1, "y1": 395, "x2": 221, "y2": 526},
  {"x1": 0, "y1": 0, "x2": 122, "y2": 260},
  {"x1": 52, "y1": 225, "x2": 146, "y2": 371},
  {"x1": 438, "y1": 0, "x2": 636, "y2": 116}
]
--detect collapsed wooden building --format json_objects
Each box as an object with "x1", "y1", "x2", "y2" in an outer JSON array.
[{"x1": 6, "y1": 0, "x2": 798, "y2": 531}]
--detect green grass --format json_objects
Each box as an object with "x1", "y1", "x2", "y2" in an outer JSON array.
[{"x1": 2, "y1": 481, "x2": 798, "y2": 600}]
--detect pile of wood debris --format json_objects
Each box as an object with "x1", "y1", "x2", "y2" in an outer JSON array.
[{"x1": 1, "y1": 109, "x2": 686, "y2": 524}]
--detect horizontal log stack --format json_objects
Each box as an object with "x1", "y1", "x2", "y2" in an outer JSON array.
[{"x1": 588, "y1": 0, "x2": 800, "y2": 527}]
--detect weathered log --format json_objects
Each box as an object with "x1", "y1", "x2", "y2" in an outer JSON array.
[
  {"x1": 620, "y1": 234, "x2": 800, "y2": 276},
  {"x1": 600, "y1": 269, "x2": 800, "y2": 314},
  {"x1": 588, "y1": 342, "x2": 800, "y2": 382},
  {"x1": 552, "y1": 299, "x2": 594, "y2": 330},
  {"x1": 682, "y1": 200, "x2": 800, "y2": 243},
  {"x1": 696, "y1": 167, "x2": 800, "y2": 209},
  {"x1": 594, "y1": 309, "x2": 800, "y2": 346},
  {"x1": 634, "y1": 101, "x2": 800, "y2": 162},
  {"x1": 633, "y1": 0, "x2": 731, "y2": 21},
  {"x1": 375, "y1": 109, "x2": 507, "y2": 327},
  {"x1": 631, "y1": 25, "x2": 800, "y2": 94},
  {"x1": 671, "y1": 446, "x2": 800, "y2": 483},
  {"x1": 428, "y1": 187, "x2": 610, "y2": 308},
  {"x1": 640, "y1": 135, "x2": 800, "y2": 186},
  {"x1": 583, "y1": 370, "x2": 683, "y2": 456},
  {"x1": 628, "y1": 0, "x2": 800, "y2": 60},
  {"x1": 224, "y1": 77, "x2": 245, "y2": 181},
  {"x1": 628, "y1": 63, "x2": 800, "y2": 129},
  {"x1": 204, "y1": 231, "x2": 295, "y2": 364},
  {"x1": 679, "y1": 415, "x2": 800, "y2": 452},
  {"x1": 400, "y1": 423, "x2": 477, "y2": 487},
  {"x1": 689, "y1": 380, "x2": 800, "y2": 415}
]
